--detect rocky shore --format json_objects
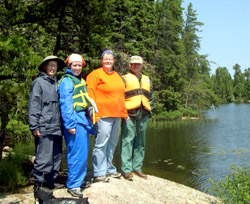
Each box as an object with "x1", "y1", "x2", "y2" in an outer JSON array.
[{"x1": 0, "y1": 173, "x2": 221, "y2": 204}]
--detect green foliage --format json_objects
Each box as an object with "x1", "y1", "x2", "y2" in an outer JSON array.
[
  {"x1": 243, "y1": 68, "x2": 250, "y2": 101},
  {"x1": 181, "y1": 107, "x2": 199, "y2": 117},
  {"x1": 209, "y1": 163, "x2": 250, "y2": 204},
  {"x1": 182, "y1": 3, "x2": 204, "y2": 79},
  {"x1": 212, "y1": 67, "x2": 233, "y2": 102},
  {"x1": 182, "y1": 75, "x2": 219, "y2": 110},
  {"x1": 0, "y1": 147, "x2": 31, "y2": 192},
  {"x1": 6, "y1": 120, "x2": 32, "y2": 142},
  {"x1": 1, "y1": 0, "x2": 245, "y2": 131},
  {"x1": 233, "y1": 64, "x2": 245, "y2": 101},
  {"x1": 0, "y1": 35, "x2": 42, "y2": 131},
  {"x1": 154, "y1": 110, "x2": 182, "y2": 120}
]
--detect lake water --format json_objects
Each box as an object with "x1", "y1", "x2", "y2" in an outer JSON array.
[
  {"x1": 100, "y1": 103, "x2": 250, "y2": 194},
  {"x1": 59, "y1": 103, "x2": 250, "y2": 194}
]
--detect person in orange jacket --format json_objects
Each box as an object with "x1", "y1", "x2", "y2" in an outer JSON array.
[{"x1": 86, "y1": 50, "x2": 128, "y2": 183}]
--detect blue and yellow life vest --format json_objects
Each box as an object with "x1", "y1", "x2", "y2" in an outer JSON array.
[{"x1": 122, "y1": 73, "x2": 151, "y2": 112}]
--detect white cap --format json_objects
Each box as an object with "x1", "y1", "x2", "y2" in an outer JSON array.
[
  {"x1": 130, "y1": 56, "x2": 143, "y2": 64},
  {"x1": 67, "y1": 53, "x2": 83, "y2": 65}
]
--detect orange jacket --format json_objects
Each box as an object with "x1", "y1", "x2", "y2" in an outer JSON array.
[{"x1": 86, "y1": 68, "x2": 127, "y2": 120}]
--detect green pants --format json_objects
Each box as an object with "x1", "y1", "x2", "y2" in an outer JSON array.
[{"x1": 120, "y1": 114, "x2": 150, "y2": 174}]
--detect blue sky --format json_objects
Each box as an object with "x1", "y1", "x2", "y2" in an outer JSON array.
[{"x1": 182, "y1": 0, "x2": 250, "y2": 77}]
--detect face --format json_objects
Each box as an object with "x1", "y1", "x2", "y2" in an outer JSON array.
[
  {"x1": 101, "y1": 54, "x2": 114, "y2": 72},
  {"x1": 69, "y1": 61, "x2": 82, "y2": 76},
  {"x1": 129, "y1": 63, "x2": 143, "y2": 76},
  {"x1": 44, "y1": 60, "x2": 58, "y2": 78}
]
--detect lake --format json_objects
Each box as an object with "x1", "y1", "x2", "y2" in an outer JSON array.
[
  {"x1": 60, "y1": 103, "x2": 250, "y2": 194},
  {"x1": 99, "y1": 103, "x2": 250, "y2": 194}
]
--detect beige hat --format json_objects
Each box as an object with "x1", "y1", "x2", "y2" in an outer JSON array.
[
  {"x1": 130, "y1": 56, "x2": 143, "y2": 64},
  {"x1": 38, "y1": 55, "x2": 66, "y2": 71}
]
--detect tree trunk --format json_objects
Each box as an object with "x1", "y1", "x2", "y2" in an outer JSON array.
[
  {"x1": 0, "y1": 128, "x2": 6, "y2": 162},
  {"x1": 0, "y1": 111, "x2": 9, "y2": 163},
  {"x1": 53, "y1": 1, "x2": 66, "y2": 55}
]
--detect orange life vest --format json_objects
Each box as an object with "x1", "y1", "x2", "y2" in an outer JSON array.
[{"x1": 122, "y1": 73, "x2": 151, "y2": 112}]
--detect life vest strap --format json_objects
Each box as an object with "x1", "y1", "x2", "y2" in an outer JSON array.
[{"x1": 125, "y1": 88, "x2": 150, "y2": 99}]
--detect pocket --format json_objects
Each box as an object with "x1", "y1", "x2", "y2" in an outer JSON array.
[
  {"x1": 42, "y1": 101, "x2": 58, "y2": 115},
  {"x1": 46, "y1": 111, "x2": 61, "y2": 131}
]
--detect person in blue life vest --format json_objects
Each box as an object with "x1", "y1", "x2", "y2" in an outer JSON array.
[
  {"x1": 57, "y1": 53, "x2": 96, "y2": 198},
  {"x1": 120, "y1": 56, "x2": 154, "y2": 181},
  {"x1": 28, "y1": 55, "x2": 66, "y2": 202}
]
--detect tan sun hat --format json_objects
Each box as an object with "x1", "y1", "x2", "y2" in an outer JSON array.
[
  {"x1": 130, "y1": 56, "x2": 143, "y2": 64},
  {"x1": 38, "y1": 55, "x2": 66, "y2": 71}
]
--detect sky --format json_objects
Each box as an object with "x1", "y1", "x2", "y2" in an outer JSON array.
[{"x1": 182, "y1": 0, "x2": 250, "y2": 77}]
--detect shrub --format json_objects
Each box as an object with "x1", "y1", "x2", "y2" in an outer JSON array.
[
  {"x1": 181, "y1": 107, "x2": 200, "y2": 117},
  {"x1": 6, "y1": 119, "x2": 32, "y2": 142},
  {"x1": 209, "y1": 163, "x2": 250, "y2": 204},
  {"x1": 154, "y1": 110, "x2": 182, "y2": 120},
  {"x1": 0, "y1": 153, "x2": 28, "y2": 192},
  {"x1": 0, "y1": 143, "x2": 34, "y2": 192}
]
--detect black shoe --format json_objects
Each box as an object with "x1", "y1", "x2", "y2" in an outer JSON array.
[
  {"x1": 81, "y1": 180, "x2": 91, "y2": 189},
  {"x1": 34, "y1": 186, "x2": 55, "y2": 203},
  {"x1": 54, "y1": 183, "x2": 64, "y2": 189},
  {"x1": 67, "y1": 188, "x2": 83, "y2": 198}
]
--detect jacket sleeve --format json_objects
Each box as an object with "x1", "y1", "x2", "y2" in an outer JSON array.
[
  {"x1": 58, "y1": 78, "x2": 76, "y2": 130},
  {"x1": 28, "y1": 80, "x2": 42, "y2": 133}
]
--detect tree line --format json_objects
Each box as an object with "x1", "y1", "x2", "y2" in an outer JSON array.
[{"x1": 0, "y1": 0, "x2": 249, "y2": 154}]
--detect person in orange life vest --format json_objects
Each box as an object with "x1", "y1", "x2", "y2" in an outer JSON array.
[
  {"x1": 121, "y1": 56, "x2": 154, "y2": 181},
  {"x1": 86, "y1": 50, "x2": 128, "y2": 183},
  {"x1": 58, "y1": 53, "x2": 95, "y2": 198}
]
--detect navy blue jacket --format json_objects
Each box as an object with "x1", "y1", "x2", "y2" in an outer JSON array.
[{"x1": 28, "y1": 72, "x2": 62, "y2": 136}]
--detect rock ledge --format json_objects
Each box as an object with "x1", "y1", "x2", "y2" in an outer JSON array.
[{"x1": 0, "y1": 175, "x2": 221, "y2": 204}]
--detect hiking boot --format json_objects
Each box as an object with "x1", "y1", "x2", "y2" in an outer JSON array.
[
  {"x1": 34, "y1": 186, "x2": 54, "y2": 203},
  {"x1": 81, "y1": 180, "x2": 91, "y2": 189},
  {"x1": 54, "y1": 183, "x2": 64, "y2": 189},
  {"x1": 123, "y1": 172, "x2": 133, "y2": 181},
  {"x1": 93, "y1": 176, "x2": 110, "y2": 183},
  {"x1": 107, "y1": 172, "x2": 122, "y2": 178},
  {"x1": 133, "y1": 171, "x2": 147, "y2": 179},
  {"x1": 67, "y1": 188, "x2": 83, "y2": 198}
]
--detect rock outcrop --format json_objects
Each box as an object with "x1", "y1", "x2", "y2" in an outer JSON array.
[{"x1": 0, "y1": 174, "x2": 221, "y2": 204}]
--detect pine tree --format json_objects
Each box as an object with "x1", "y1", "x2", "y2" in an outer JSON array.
[
  {"x1": 212, "y1": 67, "x2": 233, "y2": 102},
  {"x1": 233, "y1": 64, "x2": 245, "y2": 101},
  {"x1": 244, "y1": 68, "x2": 250, "y2": 100},
  {"x1": 182, "y1": 3, "x2": 203, "y2": 79},
  {"x1": 153, "y1": 0, "x2": 185, "y2": 112}
]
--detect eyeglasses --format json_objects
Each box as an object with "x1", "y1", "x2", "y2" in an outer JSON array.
[{"x1": 47, "y1": 65, "x2": 58, "y2": 68}]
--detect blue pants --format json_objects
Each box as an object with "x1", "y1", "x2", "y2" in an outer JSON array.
[
  {"x1": 92, "y1": 117, "x2": 121, "y2": 177},
  {"x1": 33, "y1": 135, "x2": 62, "y2": 188},
  {"x1": 64, "y1": 124, "x2": 89, "y2": 189}
]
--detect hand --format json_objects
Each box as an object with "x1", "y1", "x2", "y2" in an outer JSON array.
[
  {"x1": 33, "y1": 130, "x2": 40, "y2": 137},
  {"x1": 68, "y1": 128, "x2": 76, "y2": 135},
  {"x1": 125, "y1": 116, "x2": 130, "y2": 120}
]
